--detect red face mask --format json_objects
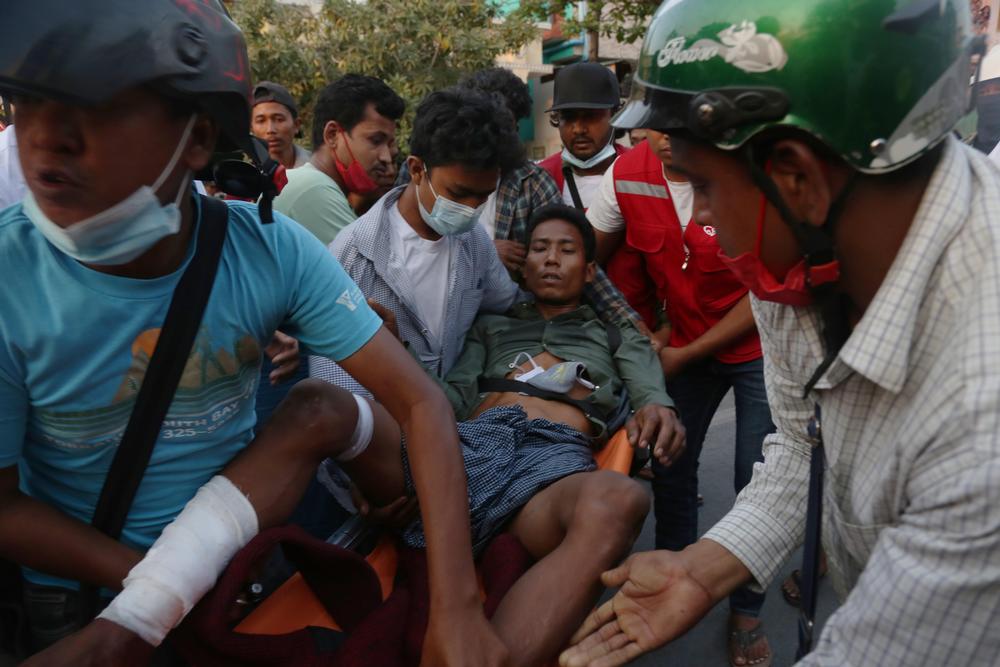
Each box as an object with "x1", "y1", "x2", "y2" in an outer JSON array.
[
  {"x1": 335, "y1": 132, "x2": 378, "y2": 195},
  {"x1": 717, "y1": 191, "x2": 816, "y2": 307}
]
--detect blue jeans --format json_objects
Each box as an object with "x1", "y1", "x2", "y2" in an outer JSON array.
[{"x1": 652, "y1": 356, "x2": 775, "y2": 617}]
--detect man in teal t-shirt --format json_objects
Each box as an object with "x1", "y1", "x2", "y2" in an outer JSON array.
[
  {"x1": 0, "y1": 197, "x2": 381, "y2": 583},
  {"x1": 1, "y1": 4, "x2": 512, "y2": 666},
  {"x1": 273, "y1": 74, "x2": 404, "y2": 246}
]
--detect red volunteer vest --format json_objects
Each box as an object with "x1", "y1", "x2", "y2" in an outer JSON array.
[
  {"x1": 606, "y1": 141, "x2": 761, "y2": 364},
  {"x1": 539, "y1": 143, "x2": 630, "y2": 193}
]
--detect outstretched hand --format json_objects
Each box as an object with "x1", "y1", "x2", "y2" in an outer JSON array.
[
  {"x1": 559, "y1": 551, "x2": 714, "y2": 667},
  {"x1": 22, "y1": 618, "x2": 154, "y2": 667},
  {"x1": 625, "y1": 404, "x2": 685, "y2": 467}
]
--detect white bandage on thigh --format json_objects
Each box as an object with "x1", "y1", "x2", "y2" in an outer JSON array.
[
  {"x1": 98, "y1": 475, "x2": 259, "y2": 646},
  {"x1": 335, "y1": 393, "x2": 374, "y2": 463}
]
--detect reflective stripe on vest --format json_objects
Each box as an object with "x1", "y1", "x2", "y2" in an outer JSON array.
[{"x1": 614, "y1": 180, "x2": 668, "y2": 198}]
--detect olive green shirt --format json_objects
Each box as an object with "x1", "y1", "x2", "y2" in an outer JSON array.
[{"x1": 440, "y1": 302, "x2": 673, "y2": 434}]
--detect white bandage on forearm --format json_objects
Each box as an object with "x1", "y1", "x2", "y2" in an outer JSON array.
[
  {"x1": 98, "y1": 475, "x2": 259, "y2": 646},
  {"x1": 335, "y1": 393, "x2": 374, "y2": 463}
]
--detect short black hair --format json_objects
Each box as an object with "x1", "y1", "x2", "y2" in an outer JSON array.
[
  {"x1": 409, "y1": 87, "x2": 524, "y2": 172},
  {"x1": 311, "y1": 74, "x2": 405, "y2": 150},
  {"x1": 525, "y1": 203, "x2": 596, "y2": 262},
  {"x1": 459, "y1": 67, "x2": 533, "y2": 121}
]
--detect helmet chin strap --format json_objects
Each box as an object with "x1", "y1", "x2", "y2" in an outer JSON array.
[{"x1": 743, "y1": 144, "x2": 857, "y2": 397}]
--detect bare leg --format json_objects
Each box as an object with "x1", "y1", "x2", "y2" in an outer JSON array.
[
  {"x1": 221, "y1": 379, "x2": 405, "y2": 529},
  {"x1": 490, "y1": 470, "x2": 650, "y2": 667}
]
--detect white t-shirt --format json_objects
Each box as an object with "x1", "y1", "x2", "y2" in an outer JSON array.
[
  {"x1": 666, "y1": 177, "x2": 694, "y2": 231},
  {"x1": 388, "y1": 201, "x2": 453, "y2": 344},
  {"x1": 588, "y1": 160, "x2": 693, "y2": 233},
  {"x1": 478, "y1": 189, "x2": 499, "y2": 238},
  {"x1": 0, "y1": 126, "x2": 27, "y2": 211},
  {"x1": 561, "y1": 173, "x2": 605, "y2": 209}
]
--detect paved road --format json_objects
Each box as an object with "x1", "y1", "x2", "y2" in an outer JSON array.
[{"x1": 610, "y1": 392, "x2": 837, "y2": 666}]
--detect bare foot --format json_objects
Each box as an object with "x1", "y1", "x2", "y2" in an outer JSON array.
[{"x1": 728, "y1": 613, "x2": 771, "y2": 667}]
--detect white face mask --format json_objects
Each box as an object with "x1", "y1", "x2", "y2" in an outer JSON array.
[
  {"x1": 561, "y1": 137, "x2": 616, "y2": 170},
  {"x1": 509, "y1": 352, "x2": 597, "y2": 393},
  {"x1": 417, "y1": 174, "x2": 486, "y2": 236},
  {"x1": 23, "y1": 115, "x2": 197, "y2": 266}
]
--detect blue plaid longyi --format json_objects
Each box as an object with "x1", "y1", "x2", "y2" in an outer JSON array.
[{"x1": 399, "y1": 405, "x2": 595, "y2": 556}]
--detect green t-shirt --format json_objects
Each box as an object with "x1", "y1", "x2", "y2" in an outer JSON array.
[{"x1": 273, "y1": 162, "x2": 356, "y2": 246}]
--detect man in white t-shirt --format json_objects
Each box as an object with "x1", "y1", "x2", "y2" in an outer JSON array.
[
  {"x1": 588, "y1": 144, "x2": 693, "y2": 245},
  {"x1": 538, "y1": 62, "x2": 629, "y2": 210},
  {"x1": 311, "y1": 86, "x2": 525, "y2": 391}
]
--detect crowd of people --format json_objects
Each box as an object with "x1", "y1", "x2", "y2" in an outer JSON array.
[{"x1": 0, "y1": 0, "x2": 998, "y2": 666}]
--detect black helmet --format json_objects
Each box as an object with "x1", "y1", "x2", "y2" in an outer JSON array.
[
  {"x1": 548, "y1": 62, "x2": 620, "y2": 112},
  {"x1": 0, "y1": 0, "x2": 252, "y2": 154},
  {"x1": 0, "y1": 0, "x2": 289, "y2": 220}
]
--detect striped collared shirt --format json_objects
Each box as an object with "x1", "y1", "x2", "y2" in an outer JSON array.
[{"x1": 704, "y1": 138, "x2": 1000, "y2": 665}]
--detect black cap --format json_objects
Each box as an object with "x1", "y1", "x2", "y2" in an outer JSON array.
[
  {"x1": 253, "y1": 81, "x2": 298, "y2": 118},
  {"x1": 548, "y1": 62, "x2": 620, "y2": 112}
]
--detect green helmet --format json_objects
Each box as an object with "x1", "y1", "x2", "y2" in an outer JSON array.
[{"x1": 615, "y1": 0, "x2": 981, "y2": 173}]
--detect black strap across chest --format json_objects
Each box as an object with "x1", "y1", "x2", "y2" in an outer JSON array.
[
  {"x1": 562, "y1": 165, "x2": 586, "y2": 211},
  {"x1": 477, "y1": 322, "x2": 625, "y2": 428},
  {"x1": 78, "y1": 194, "x2": 230, "y2": 622},
  {"x1": 797, "y1": 408, "x2": 826, "y2": 658}
]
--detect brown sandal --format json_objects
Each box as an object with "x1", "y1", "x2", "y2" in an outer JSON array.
[
  {"x1": 781, "y1": 569, "x2": 804, "y2": 607},
  {"x1": 782, "y1": 559, "x2": 828, "y2": 608}
]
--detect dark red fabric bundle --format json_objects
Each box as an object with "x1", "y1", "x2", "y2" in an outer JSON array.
[{"x1": 175, "y1": 526, "x2": 533, "y2": 666}]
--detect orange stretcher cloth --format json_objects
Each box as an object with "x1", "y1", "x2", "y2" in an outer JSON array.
[{"x1": 237, "y1": 428, "x2": 636, "y2": 635}]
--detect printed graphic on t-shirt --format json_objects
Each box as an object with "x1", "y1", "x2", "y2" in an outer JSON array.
[
  {"x1": 336, "y1": 288, "x2": 362, "y2": 312},
  {"x1": 31, "y1": 328, "x2": 261, "y2": 450}
]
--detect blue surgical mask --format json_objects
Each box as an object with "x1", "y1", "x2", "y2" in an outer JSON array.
[
  {"x1": 417, "y1": 174, "x2": 486, "y2": 236},
  {"x1": 23, "y1": 115, "x2": 196, "y2": 266},
  {"x1": 561, "y1": 138, "x2": 616, "y2": 170}
]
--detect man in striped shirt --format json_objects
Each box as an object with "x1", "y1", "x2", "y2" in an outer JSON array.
[{"x1": 562, "y1": 1, "x2": 1000, "y2": 665}]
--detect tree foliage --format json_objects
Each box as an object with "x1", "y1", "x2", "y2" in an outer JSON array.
[
  {"x1": 229, "y1": 0, "x2": 538, "y2": 146},
  {"x1": 514, "y1": 1, "x2": 660, "y2": 59}
]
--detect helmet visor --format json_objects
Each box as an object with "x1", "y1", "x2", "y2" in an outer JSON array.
[{"x1": 613, "y1": 83, "x2": 693, "y2": 131}]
